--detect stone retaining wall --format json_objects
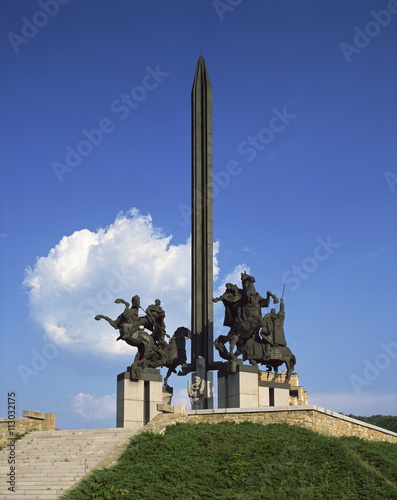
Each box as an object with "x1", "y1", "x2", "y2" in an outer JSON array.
[
  {"x1": 148, "y1": 405, "x2": 397, "y2": 443},
  {"x1": 0, "y1": 411, "x2": 56, "y2": 448}
]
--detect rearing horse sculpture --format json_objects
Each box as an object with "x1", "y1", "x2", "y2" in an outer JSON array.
[{"x1": 95, "y1": 299, "x2": 190, "y2": 385}]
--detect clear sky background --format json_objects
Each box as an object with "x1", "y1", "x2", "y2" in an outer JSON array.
[{"x1": 0, "y1": 0, "x2": 396, "y2": 430}]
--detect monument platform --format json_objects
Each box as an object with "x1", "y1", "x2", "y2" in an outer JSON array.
[
  {"x1": 149, "y1": 405, "x2": 397, "y2": 443},
  {"x1": 117, "y1": 367, "x2": 163, "y2": 429},
  {"x1": 218, "y1": 361, "x2": 291, "y2": 409}
]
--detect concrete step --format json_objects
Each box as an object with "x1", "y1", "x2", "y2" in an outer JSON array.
[
  {"x1": 2, "y1": 472, "x2": 80, "y2": 478},
  {"x1": 10, "y1": 446, "x2": 125, "y2": 455},
  {"x1": 31, "y1": 428, "x2": 133, "y2": 436},
  {"x1": 7, "y1": 480, "x2": 78, "y2": 486},
  {"x1": 2, "y1": 454, "x2": 109, "y2": 462},
  {"x1": 0, "y1": 491, "x2": 65, "y2": 498},
  {"x1": 0, "y1": 427, "x2": 138, "y2": 499},
  {"x1": 4, "y1": 484, "x2": 73, "y2": 490},
  {"x1": 0, "y1": 493, "x2": 64, "y2": 498}
]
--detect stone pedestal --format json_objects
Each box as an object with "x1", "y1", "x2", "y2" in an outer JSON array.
[
  {"x1": 258, "y1": 380, "x2": 290, "y2": 406},
  {"x1": 218, "y1": 362, "x2": 290, "y2": 409},
  {"x1": 261, "y1": 371, "x2": 308, "y2": 405},
  {"x1": 117, "y1": 367, "x2": 163, "y2": 429},
  {"x1": 218, "y1": 362, "x2": 259, "y2": 408}
]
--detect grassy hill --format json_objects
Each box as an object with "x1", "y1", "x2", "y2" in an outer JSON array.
[{"x1": 61, "y1": 422, "x2": 397, "y2": 500}]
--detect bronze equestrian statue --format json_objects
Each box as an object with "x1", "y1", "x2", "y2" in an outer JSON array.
[
  {"x1": 95, "y1": 295, "x2": 190, "y2": 384},
  {"x1": 213, "y1": 273, "x2": 296, "y2": 382}
]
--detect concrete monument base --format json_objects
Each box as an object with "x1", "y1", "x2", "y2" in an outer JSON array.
[
  {"x1": 116, "y1": 367, "x2": 163, "y2": 429},
  {"x1": 218, "y1": 361, "x2": 290, "y2": 409}
]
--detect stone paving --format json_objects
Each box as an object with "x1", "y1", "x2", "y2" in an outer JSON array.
[{"x1": 0, "y1": 427, "x2": 136, "y2": 499}]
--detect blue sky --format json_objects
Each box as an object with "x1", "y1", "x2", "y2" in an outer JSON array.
[{"x1": 0, "y1": 0, "x2": 396, "y2": 429}]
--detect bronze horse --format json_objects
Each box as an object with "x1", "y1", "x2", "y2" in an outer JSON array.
[
  {"x1": 238, "y1": 336, "x2": 296, "y2": 383},
  {"x1": 126, "y1": 326, "x2": 191, "y2": 384},
  {"x1": 161, "y1": 326, "x2": 191, "y2": 385},
  {"x1": 95, "y1": 311, "x2": 190, "y2": 385},
  {"x1": 214, "y1": 332, "x2": 296, "y2": 383}
]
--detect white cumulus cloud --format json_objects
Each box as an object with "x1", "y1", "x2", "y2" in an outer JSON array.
[
  {"x1": 23, "y1": 208, "x2": 213, "y2": 356},
  {"x1": 72, "y1": 393, "x2": 116, "y2": 420}
]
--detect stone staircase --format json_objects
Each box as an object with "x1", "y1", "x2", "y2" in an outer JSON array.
[{"x1": 0, "y1": 427, "x2": 137, "y2": 499}]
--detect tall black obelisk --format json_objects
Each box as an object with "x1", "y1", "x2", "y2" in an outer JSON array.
[{"x1": 191, "y1": 56, "x2": 214, "y2": 407}]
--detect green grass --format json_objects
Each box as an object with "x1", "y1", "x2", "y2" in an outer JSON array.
[{"x1": 60, "y1": 422, "x2": 397, "y2": 500}]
